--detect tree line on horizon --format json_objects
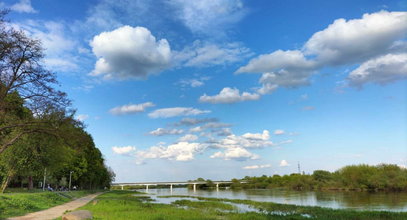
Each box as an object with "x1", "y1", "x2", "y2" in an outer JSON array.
[
  {"x1": 0, "y1": 10, "x2": 114, "y2": 193},
  {"x1": 229, "y1": 164, "x2": 407, "y2": 192},
  {"x1": 186, "y1": 164, "x2": 407, "y2": 192}
]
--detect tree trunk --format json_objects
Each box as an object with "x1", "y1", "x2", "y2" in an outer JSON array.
[
  {"x1": 1, "y1": 173, "x2": 12, "y2": 193},
  {"x1": 28, "y1": 176, "x2": 33, "y2": 190}
]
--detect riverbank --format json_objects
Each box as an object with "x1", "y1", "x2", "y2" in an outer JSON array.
[
  {"x1": 74, "y1": 190, "x2": 407, "y2": 219},
  {"x1": 0, "y1": 190, "x2": 100, "y2": 219}
]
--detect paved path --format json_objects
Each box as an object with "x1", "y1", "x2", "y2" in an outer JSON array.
[{"x1": 8, "y1": 192, "x2": 104, "y2": 220}]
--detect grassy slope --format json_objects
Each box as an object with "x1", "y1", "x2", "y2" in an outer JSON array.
[
  {"x1": 77, "y1": 191, "x2": 407, "y2": 220},
  {"x1": 0, "y1": 190, "x2": 97, "y2": 219}
]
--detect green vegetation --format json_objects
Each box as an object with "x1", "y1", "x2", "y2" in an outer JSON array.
[
  {"x1": 75, "y1": 190, "x2": 407, "y2": 220},
  {"x1": 229, "y1": 164, "x2": 407, "y2": 192},
  {"x1": 0, "y1": 11, "x2": 114, "y2": 193},
  {"x1": 0, "y1": 190, "x2": 97, "y2": 218}
]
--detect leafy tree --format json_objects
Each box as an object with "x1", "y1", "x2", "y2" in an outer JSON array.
[{"x1": 0, "y1": 10, "x2": 69, "y2": 154}]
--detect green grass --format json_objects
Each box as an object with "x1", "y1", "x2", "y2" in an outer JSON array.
[
  {"x1": 0, "y1": 190, "x2": 98, "y2": 219},
  {"x1": 75, "y1": 191, "x2": 407, "y2": 220},
  {"x1": 173, "y1": 199, "x2": 237, "y2": 211}
]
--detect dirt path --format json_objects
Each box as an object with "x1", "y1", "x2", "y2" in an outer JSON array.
[{"x1": 8, "y1": 192, "x2": 104, "y2": 220}]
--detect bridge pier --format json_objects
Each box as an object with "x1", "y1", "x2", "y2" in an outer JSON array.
[
  {"x1": 121, "y1": 185, "x2": 124, "y2": 190},
  {"x1": 146, "y1": 184, "x2": 149, "y2": 192},
  {"x1": 193, "y1": 183, "x2": 197, "y2": 192},
  {"x1": 216, "y1": 183, "x2": 219, "y2": 191},
  {"x1": 170, "y1": 184, "x2": 173, "y2": 191}
]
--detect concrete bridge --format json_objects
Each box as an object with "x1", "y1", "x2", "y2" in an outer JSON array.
[{"x1": 112, "y1": 180, "x2": 242, "y2": 191}]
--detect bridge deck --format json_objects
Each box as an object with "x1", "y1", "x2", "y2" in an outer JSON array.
[{"x1": 112, "y1": 181, "x2": 236, "y2": 186}]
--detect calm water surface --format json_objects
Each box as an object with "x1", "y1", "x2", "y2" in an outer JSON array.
[{"x1": 138, "y1": 188, "x2": 407, "y2": 212}]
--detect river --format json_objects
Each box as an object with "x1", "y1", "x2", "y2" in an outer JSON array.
[{"x1": 137, "y1": 188, "x2": 407, "y2": 212}]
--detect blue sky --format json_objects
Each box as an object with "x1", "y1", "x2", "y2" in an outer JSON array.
[{"x1": 2, "y1": 0, "x2": 406, "y2": 182}]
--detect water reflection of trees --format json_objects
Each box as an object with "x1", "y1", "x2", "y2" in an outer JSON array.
[{"x1": 314, "y1": 191, "x2": 407, "y2": 209}]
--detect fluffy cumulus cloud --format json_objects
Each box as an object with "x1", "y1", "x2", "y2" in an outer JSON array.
[
  {"x1": 210, "y1": 147, "x2": 259, "y2": 161},
  {"x1": 243, "y1": 164, "x2": 272, "y2": 170},
  {"x1": 178, "y1": 134, "x2": 199, "y2": 142},
  {"x1": 237, "y1": 11, "x2": 407, "y2": 93},
  {"x1": 279, "y1": 160, "x2": 290, "y2": 167},
  {"x1": 136, "y1": 142, "x2": 206, "y2": 163},
  {"x1": 109, "y1": 102, "x2": 155, "y2": 115},
  {"x1": 11, "y1": 0, "x2": 37, "y2": 13},
  {"x1": 348, "y1": 53, "x2": 407, "y2": 86},
  {"x1": 112, "y1": 146, "x2": 136, "y2": 155},
  {"x1": 303, "y1": 11, "x2": 407, "y2": 65},
  {"x1": 168, "y1": 0, "x2": 246, "y2": 35},
  {"x1": 209, "y1": 130, "x2": 274, "y2": 161},
  {"x1": 199, "y1": 87, "x2": 260, "y2": 104},
  {"x1": 242, "y1": 130, "x2": 270, "y2": 140},
  {"x1": 148, "y1": 107, "x2": 210, "y2": 118},
  {"x1": 174, "y1": 41, "x2": 252, "y2": 67},
  {"x1": 113, "y1": 128, "x2": 292, "y2": 163},
  {"x1": 149, "y1": 128, "x2": 184, "y2": 136},
  {"x1": 90, "y1": 26, "x2": 171, "y2": 80},
  {"x1": 210, "y1": 130, "x2": 273, "y2": 149}
]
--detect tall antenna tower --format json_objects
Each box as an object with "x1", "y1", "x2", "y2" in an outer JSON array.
[{"x1": 298, "y1": 161, "x2": 301, "y2": 174}]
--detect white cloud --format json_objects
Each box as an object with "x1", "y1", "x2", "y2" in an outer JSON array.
[
  {"x1": 177, "y1": 76, "x2": 210, "y2": 88},
  {"x1": 257, "y1": 70, "x2": 313, "y2": 94},
  {"x1": 274, "y1": 129, "x2": 285, "y2": 135},
  {"x1": 11, "y1": 0, "x2": 37, "y2": 13},
  {"x1": 44, "y1": 58, "x2": 78, "y2": 72},
  {"x1": 279, "y1": 160, "x2": 290, "y2": 167},
  {"x1": 174, "y1": 41, "x2": 252, "y2": 67},
  {"x1": 210, "y1": 130, "x2": 273, "y2": 149},
  {"x1": 242, "y1": 130, "x2": 270, "y2": 140},
  {"x1": 109, "y1": 102, "x2": 155, "y2": 115},
  {"x1": 237, "y1": 50, "x2": 316, "y2": 94},
  {"x1": 243, "y1": 164, "x2": 272, "y2": 170},
  {"x1": 12, "y1": 20, "x2": 78, "y2": 72},
  {"x1": 348, "y1": 53, "x2": 407, "y2": 86},
  {"x1": 149, "y1": 128, "x2": 184, "y2": 136},
  {"x1": 210, "y1": 147, "x2": 259, "y2": 161},
  {"x1": 178, "y1": 134, "x2": 199, "y2": 142},
  {"x1": 188, "y1": 122, "x2": 231, "y2": 133},
  {"x1": 148, "y1": 107, "x2": 211, "y2": 118},
  {"x1": 190, "y1": 126, "x2": 203, "y2": 133},
  {"x1": 236, "y1": 50, "x2": 316, "y2": 74},
  {"x1": 76, "y1": 114, "x2": 89, "y2": 121},
  {"x1": 175, "y1": 117, "x2": 218, "y2": 126},
  {"x1": 199, "y1": 87, "x2": 260, "y2": 104},
  {"x1": 168, "y1": 0, "x2": 246, "y2": 35},
  {"x1": 304, "y1": 11, "x2": 407, "y2": 65},
  {"x1": 112, "y1": 146, "x2": 136, "y2": 155},
  {"x1": 203, "y1": 122, "x2": 232, "y2": 129},
  {"x1": 90, "y1": 26, "x2": 171, "y2": 80},
  {"x1": 216, "y1": 128, "x2": 233, "y2": 136},
  {"x1": 237, "y1": 11, "x2": 407, "y2": 93},
  {"x1": 205, "y1": 130, "x2": 274, "y2": 161},
  {"x1": 136, "y1": 142, "x2": 205, "y2": 163}
]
